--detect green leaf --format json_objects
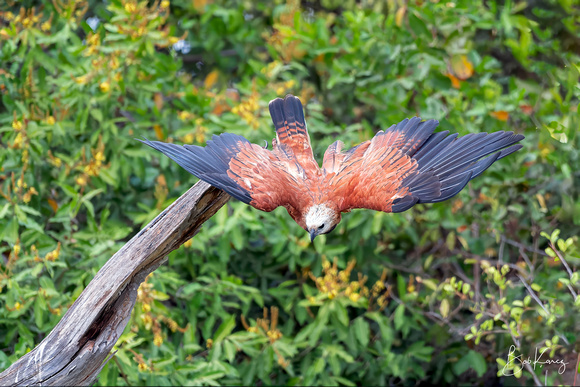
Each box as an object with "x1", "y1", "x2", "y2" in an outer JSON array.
[
  {"x1": 213, "y1": 315, "x2": 236, "y2": 342},
  {"x1": 394, "y1": 304, "x2": 406, "y2": 330},
  {"x1": 352, "y1": 318, "x2": 370, "y2": 347},
  {"x1": 34, "y1": 294, "x2": 45, "y2": 329}
]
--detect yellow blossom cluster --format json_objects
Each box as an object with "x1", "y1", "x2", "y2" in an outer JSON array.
[
  {"x1": 136, "y1": 274, "x2": 186, "y2": 348},
  {"x1": 309, "y1": 258, "x2": 368, "y2": 302},
  {"x1": 260, "y1": 60, "x2": 282, "y2": 78},
  {"x1": 241, "y1": 306, "x2": 283, "y2": 344},
  {"x1": 0, "y1": 164, "x2": 39, "y2": 208},
  {"x1": 178, "y1": 111, "x2": 195, "y2": 121},
  {"x1": 274, "y1": 79, "x2": 296, "y2": 96},
  {"x1": 127, "y1": 347, "x2": 150, "y2": 372},
  {"x1": 308, "y1": 258, "x2": 391, "y2": 310},
  {"x1": 70, "y1": 0, "x2": 180, "y2": 93},
  {"x1": 232, "y1": 93, "x2": 260, "y2": 129},
  {"x1": 11, "y1": 120, "x2": 26, "y2": 150},
  {"x1": 45, "y1": 243, "x2": 62, "y2": 261},
  {"x1": 180, "y1": 119, "x2": 208, "y2": 145},
  {"x1": 29, "y1": 243, "x2": 61, "y2": 262},
  {"x1": 0, "y1": 6, "x2": 57, "y2": 38},
  {"x1": 241, "y1": 306, "x2": 289, "y2": 367},
  {"x1": 76, "y1": 141, "x2": 107, "y2": 187}
]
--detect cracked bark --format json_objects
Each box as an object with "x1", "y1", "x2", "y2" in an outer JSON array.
[{"x1": 0, "y1": 181, "x2": 230, "y2": 386}]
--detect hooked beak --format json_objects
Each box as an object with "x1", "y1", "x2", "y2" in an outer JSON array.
[{"x1": 309, "y1": 229, "x2": 317, "y2": 242}]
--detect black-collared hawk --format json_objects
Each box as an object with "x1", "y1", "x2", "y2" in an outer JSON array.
[{"x1": 140, "y1": 95, "x2": 524, "y2": 241}]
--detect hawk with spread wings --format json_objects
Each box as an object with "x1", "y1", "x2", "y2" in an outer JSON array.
[{"x1": 140, "y1": 95, "x2": 524, "y2": 241}]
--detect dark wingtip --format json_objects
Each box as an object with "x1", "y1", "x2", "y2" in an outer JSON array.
[{"x1": 269, "y1": 97, "x2": 283, "y2": 106}]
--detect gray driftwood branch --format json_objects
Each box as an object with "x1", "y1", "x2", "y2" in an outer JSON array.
[{"x1": 0, "y1": 181, "x2": 230, "y2": 386}]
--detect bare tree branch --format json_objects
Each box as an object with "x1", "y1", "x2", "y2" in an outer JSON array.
[{"x1": 0, "y1": 181, "x2": 231, "y2": 386}]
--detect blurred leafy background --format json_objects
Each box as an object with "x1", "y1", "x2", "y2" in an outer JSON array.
[{"x1": 1, "y1": 0, "x2": 579, "y2": 385}]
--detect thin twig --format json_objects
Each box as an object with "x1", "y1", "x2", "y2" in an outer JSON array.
[
  {"x1": 498, "y1": 237, "x2": 505, "y2": 264},
  {"x1": 548, "y1": 242, "x2": 578, "y2": 300},
  {"x1": 113, "y1": 356, "x2": 131, "y2": 386},
  {"x1": 519, "y1": 247, "x2": 534, "y2": 275},
  {"x1": 502, "y1": 237, "x2": 549, "y2": 257},
  {"x1": 517, "y1": 274, "x2": 549, "y2": 315},
  {"x1": 574, "y1": 352, "x2": 579, "y2": 387},
  {"x1": 548, "y1": 242, "x2": 575, "y2": 278}
]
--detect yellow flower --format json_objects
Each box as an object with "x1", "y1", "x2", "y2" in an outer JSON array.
[
  {"x1": 178, "y1": 111, "x2": 194, "y2": 121},
  {"x1": 138, "y1": 362, "x2": 148, "y2": 372},
  {"x1": 21, "y1": 17, "x2": 31, "y2": 28},
  {"x1": 76, "y1": 175, "x2": 88, "y2": 186},
  {"x1": 124, "y1": 2, "x2": 137, "y2": 13},
  {"x1": 161, "y1": 0, "x2": 170, "y2": 8},
  {"x1": 0, "y1": 28, "x2": 10, "y2": 39},
  {"x1": 168, "y1": 36, "x2": 179, "y2": 45},
  {"x1": 12, "y1": 120, "x2": 23, "y2": 131},
  {"x1": 4, "y1": 12, "x2": 14, "y2": 21},
  {"x1": 13, "y1": 132, "x2": 24, "y2": 149},
  {"x1": 94, "y1": 151, "x2": 105, "y2": 163},
  {"x1": 75, "y1": 75, "x2": 88, "y2": 85},
  {"x1": 349, "y1": 293, "x2": 360, "y2": 302},
  {"x1": 153, "y1": 334, "x2": 163, "y2": 347},
  {"x1": 99, "y1": 81, "x2": 110, "y2": 93},
  {"x1": 141, "y1": 314, "x2": 153, "y2": 330},
  {"x1": 50, "y1": 157, "x2": 62, "y2": 168},
  {"x1": 13, "y1": 244, "x2": 21, "y2": 255},
  {"x1": 23, "y1": 187, "x2": 38, "y2": 203},
  {"x1": 206, "y1": 338, "x2": 213, "y2": 349},
  {"x1": 16, "y1": 176, "x2": 27, "y2": 189},
  {"x1": 46, "y1": 116, "x2": 55, "y2": 125},
  {"x1": 41, "y1": 21, "x2": 51, "y2": 31},
  {"x1": 142, "y1": 303, "x2": 151, "y2": 312},
  {"x1": 267, "y1": 329, "x2": 282, "y2": 342},
  {"x1": 110, "y1": 57, "x2": 119, "y2": 70},
  {"x1": 14, "y1": 302, "x2": 22, "y2": 311},
  {"x1": 45, "y1": 243, "x2": 61, "y2": 261},
  {"x1": 182, "y1": 133, "x2": 194, "y2": 144}
]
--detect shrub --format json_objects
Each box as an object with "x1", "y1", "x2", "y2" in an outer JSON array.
[{"x1": 1, "y1": 0, "x2": 579, "y2": 385}]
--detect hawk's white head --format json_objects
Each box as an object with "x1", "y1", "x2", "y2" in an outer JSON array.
[{"x1": 304, "y1": 204, "x2": 341, "y2": 241}]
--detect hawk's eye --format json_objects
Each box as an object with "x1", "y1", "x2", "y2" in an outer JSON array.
[{"x1": 318, "y1": 224, "x2": 325, "y2": 230}]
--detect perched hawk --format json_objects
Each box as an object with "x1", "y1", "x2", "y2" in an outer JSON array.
[{"x1": 140, "y1": 95, "x2": 524, "y2": 241}]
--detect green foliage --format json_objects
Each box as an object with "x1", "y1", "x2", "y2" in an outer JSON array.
[{"x1": 1, "y1": 0, "x2": 579, "y2": 385}]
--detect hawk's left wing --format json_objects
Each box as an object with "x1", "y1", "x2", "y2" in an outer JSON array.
[{"x1": 325, "y1": 117, "x2": 524, "y2": 213}]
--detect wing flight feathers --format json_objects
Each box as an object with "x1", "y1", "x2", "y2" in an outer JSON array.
[
  {"x1": 327, "y1": 118, "x2": 524, "y2": 213},
  {"x1": 268, "y1": 95, "x2": 314, "y2": 163}
]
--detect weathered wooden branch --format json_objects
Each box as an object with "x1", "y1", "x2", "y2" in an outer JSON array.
[{"x1": 0, "y1": 181, "x2": 231, "y2": 386}]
